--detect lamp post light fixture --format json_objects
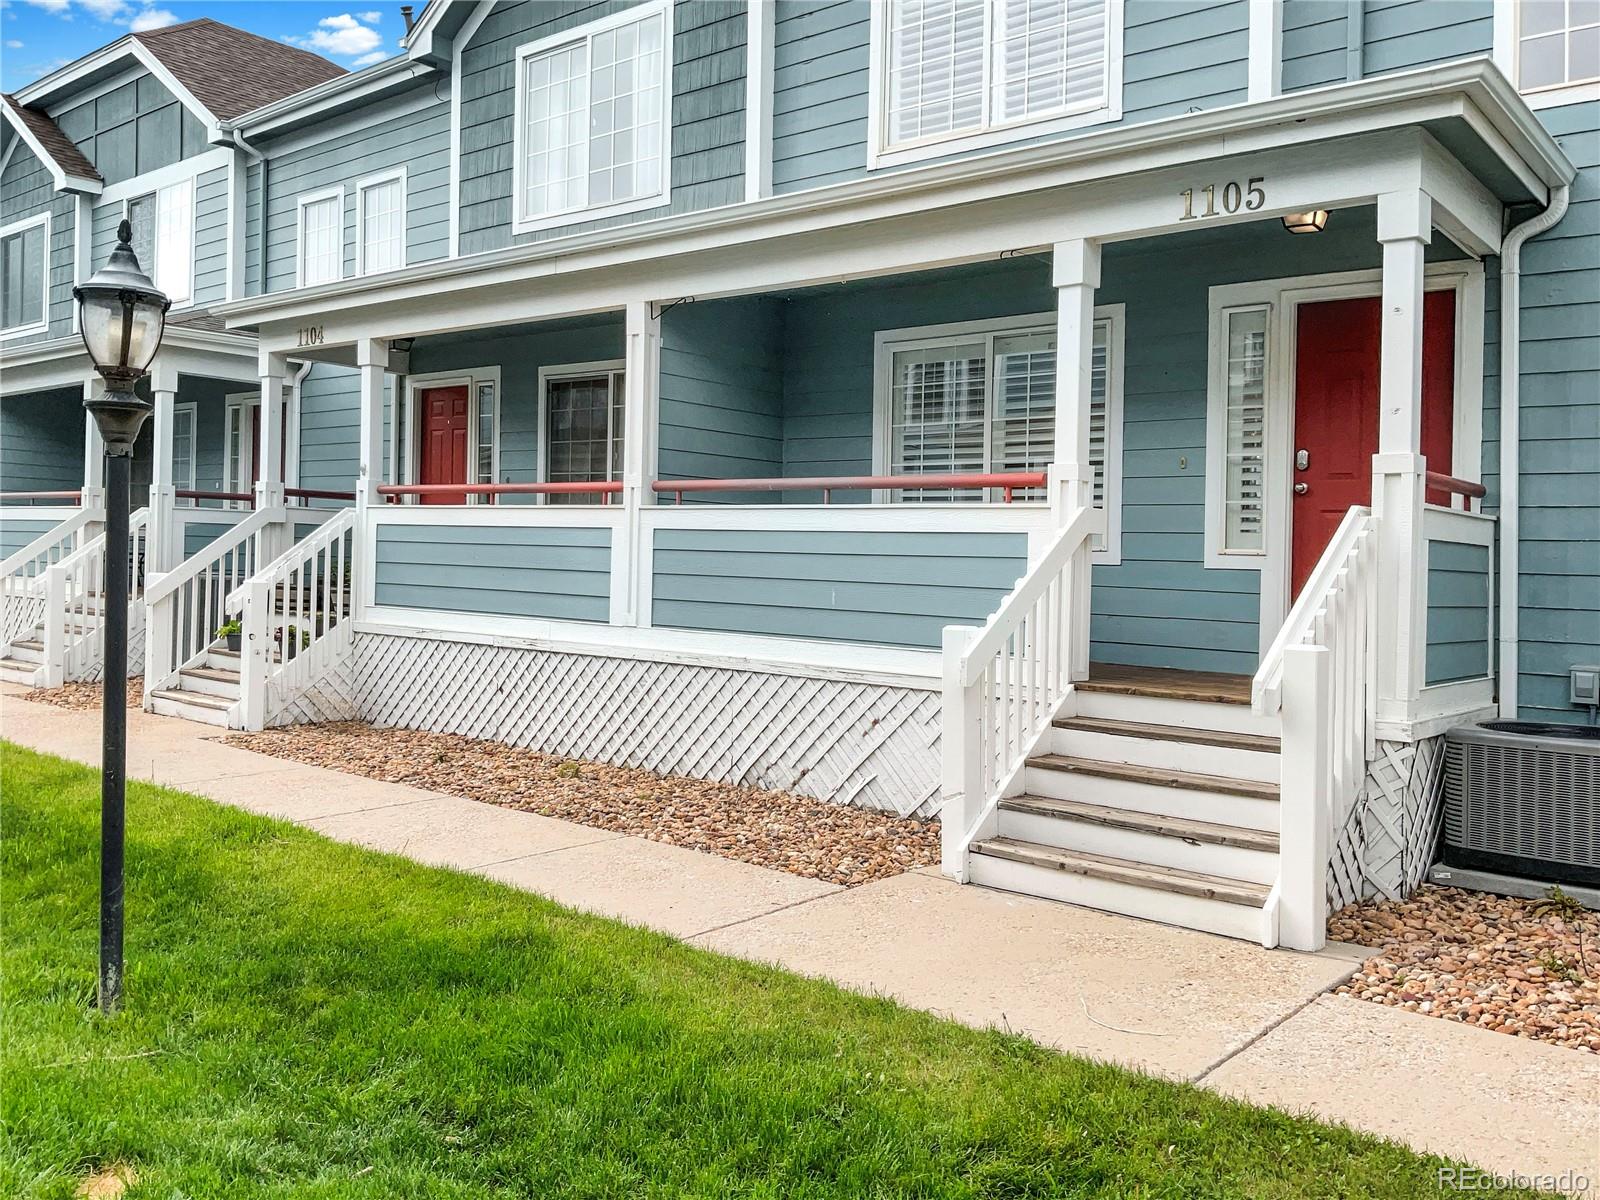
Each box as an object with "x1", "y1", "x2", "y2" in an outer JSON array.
[{"x1": 73, "y1": 217, "x2": 169, "y2": 1013}]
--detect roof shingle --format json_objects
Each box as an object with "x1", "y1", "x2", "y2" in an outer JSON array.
[
  {"x1": 133, "y1": 18, "x2": 345, "y2": 122},
  {"x1": 2, "y1": 94, "x2": 101, "y2": 184}
]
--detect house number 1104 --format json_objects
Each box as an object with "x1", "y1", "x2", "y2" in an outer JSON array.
[{"x1": 1179, "y1": 177, "x2": 1266, "y2": 220}]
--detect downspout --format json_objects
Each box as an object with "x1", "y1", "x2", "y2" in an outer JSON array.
[
  {"x1": 1344, "y1": 0, "x2": 1364, "y2": 81},
  {"x1": 288, "y1": 359, "x2": 313, "y2": 491},
  {"x1": 229, "y1": 128, "x2": 266, "y2": 300},
  {"x1": 1497, "y1": 183, "x2": 1570, "y2": 718}
]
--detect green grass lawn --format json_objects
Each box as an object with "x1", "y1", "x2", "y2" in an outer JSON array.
[{"x1": 0, "y1": 744, "x2": 1518, "y2": 1199}]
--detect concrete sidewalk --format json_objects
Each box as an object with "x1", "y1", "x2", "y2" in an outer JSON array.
[{"x1": 4, "y1": 685, "x2": 1596, "y2": 1193}]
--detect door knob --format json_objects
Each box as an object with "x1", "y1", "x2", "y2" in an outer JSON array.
[{"x1": 1294, "y1": 483, "x2": 1309, "y2": 495}]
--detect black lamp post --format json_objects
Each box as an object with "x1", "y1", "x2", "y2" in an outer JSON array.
[{"x1": 73, "y1": 218, "x2": 169, "y2": 1013}]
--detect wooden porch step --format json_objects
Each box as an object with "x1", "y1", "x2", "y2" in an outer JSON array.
[
  {"x1": 1025, "y1": 754, "x2": 1280, "y2": 801},
  {"x1": 1053, "y1": 715, "x2": 1280, "y2": 754},
  {"x1": 148, "y1": 688, "x2": 233, "y2": 711},
  {"x1": 1000, "y1": 794, "x2": 1278, "y2": 853},
  {"x1": 181, "y1": 666, "x2": 241, "y2": 685},
  {"x1": 1079, "y1": 663, "x2": 1253, "y2": 706},
  {"x1": 970, "y1": 837, "x2": 1270, "y2": 907}
]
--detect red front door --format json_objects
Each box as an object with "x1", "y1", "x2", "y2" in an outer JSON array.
[
  {"x1": 418, "y1": 385, "x2": 470, "y2": 505},
  {"x1": 1290, "y1": 291, "x2": 1457, "y2": 595},
  {"x1": 249, "y1": 403, "x2": 289, "y2": 487}
]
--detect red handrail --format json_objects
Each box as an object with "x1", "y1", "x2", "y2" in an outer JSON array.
[
  {"x1": 1425, "y1": 471, "x2": 1487, "y2": 511},
  {"x1": 652, "y1": 471, "x2": 1048, "y2": 504},
  {"x1": 285, "y1": 487, "x2": 357, "y2": 502},
  {"x1": 376, "y1": 481, "x2": 623, "y2": 504},
  {"x1": 0, "y1": 490, "x2": 82, "y2": 502},
  {"x1": 176, "y1": 489, "x2": 255, "y2": 504}
]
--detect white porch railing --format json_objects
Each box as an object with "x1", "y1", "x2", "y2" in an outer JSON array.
[
  {"x1": 40, "y1": 508, "x2": 150, "y2": 687},
  {"x1": 144, "y1": 506, "x2": 281, "y2": 697},
  {"x1": 1252, "y1": 506, "x2": 1378, "y2": 950},
  {"x1": 939, "y1": 503, "x2": 1102, "y2": 878},
  {"x1": 228, "y1": 508, "x2": 357, "y2": 730},
  {"x1": 1, "y1": 508, "x2": 100, "y2": 652}
]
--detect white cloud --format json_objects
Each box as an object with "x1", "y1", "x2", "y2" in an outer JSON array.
[
  {"x1": 289, "y1": 11, "x2": 383, "y2": 59},
  {"x1": 77, "y1": 0, "x2": 127, "y2": 19},
  {"x1": 351, "y1": 49, "x2": 386, "y2": 66},
  {"x1": 4, "y1": 38, "x2": 22, "y2": 48},
  {"x1": 357, "y1": 10, "x2": 380, "y2": 22},
  {"x1": 127, "y1": 5, "x2": 174, "y2": 31},
  {"x1": 22, "y1": 0, "x2": 71, "y2": 14}
]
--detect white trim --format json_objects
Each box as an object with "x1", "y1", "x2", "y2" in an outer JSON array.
[
  {"x1": 1494, "y1": 0, "x2": 1600, "y2": 107},
  {"x1": 744, "y1": 0, "x2": 776, "y2": 202},
  {"x1": 295, "y1": 186, "x2": 347, "y2": 290},
  {"x1": 402, "y1": 366, "x2": 502, "y2": 500},
  {"x1": 0, "y1": 98, "x2": 101, "y2": 194},
  {"x1": 40, "y1": 64, "x2": 144, "y2": 120},
  {"x1": 536, "y1": 359, "x2": 628, "y2": 500},
  {"x1": 123, "y1": 173, "x2": 196, "y2": 310},
  {"x1": 96, "y1": 148, "x2": 231, "y2": 206},
  {"x1": 1205, "y1": 261, "x2": 1487, "y2": 657},
  {"x1": 354, "y1": 166, "x2": 408, "y2": 277},
  {"x1": 1096, "y1": 302, "x2": 1126, "y2": 566},
  {"x1": 448, "y1": 2, "x2": 496, "y2": 259},
  {"x1": 223, "y1": 391, "x2": 261, "y2": 506},
  {"x1": 0, "y1": 211, "x2": 53, "y2": 342},
  {"x1": 253, "y1": 86, "x2": 447, "y2": 161},
  {"x1": 509, "y1": 0, "x2": 674, "y2": 237},
  {"x1": 866, "y1": 0, "x2": 1125, "y2": 171},
  {"x1": 171, "y1": 400, "x2": 198, "y2": 493},
  {"x1": 0, "y1": 135, "x2": 17, "y2": 186},
  {"x1": 1248, "y1": 0, "x2": 1284, "y2": 103},
  {"x1": 72, "y1": 192, "x2": 91, "y2": 334}
]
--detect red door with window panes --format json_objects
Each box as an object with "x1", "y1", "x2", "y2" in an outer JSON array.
[
  {"x1": 1290, "y1": 291, "x2": 1457, "y2": 596},
  {"x1": 418, "y1": 386, "x2": 471, "y2": 505}
]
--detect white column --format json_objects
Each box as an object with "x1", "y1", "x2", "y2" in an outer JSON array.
[
  {"x1": 255, "y1": 350, "x2": 288, "y2": 512},
  {"x1": 82, "y1": 378, "x2": 106, "y2": 512},
  {"x1": 355, "y1": 338, "x2": 388, "y2": 515},
  {"x1": 148, "y1": 356, "x2": 178, "y2": 572},
  {"x1": 744, "y1": 1, "x2": 776, "y2": 202},
  {"x1": 1053, "y1": 238, "x2": 1101, "y2": 679},
  {"x1": 617, "y1": 301, "x2": 661, "y2": 626},
  {"x1": 1277, "y1": 643, "x2": 1330, "y2": 950},
  {"x1": 1372, "y1": 189, "x2": 1432, "y2": 725}
]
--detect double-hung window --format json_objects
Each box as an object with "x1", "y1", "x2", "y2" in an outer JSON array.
[
  {"x1": 297, "y1": 189, "x2": 344, "y2": 288},
  {"x1": 878, "y1": 311, "x2": 1124, "y2": 556},
  {"x1": 874, "y1": 0, "x2": 1120, "y2": 166},
  {"x1": 0, "y1": 213, "x2": 50, "y2": 338},
  {"x1": 1516, "y1": 0, "x2": 1599, "y2": 95},
  {"x1": 513, "y1": 2, "x2": 671, "y2": 233},
  {"x1": 126, "y1": 178, "x2": 194, "y2": 307},
  {"x1": 356, "y1": 170, "x2": 405, "y2": 276}
]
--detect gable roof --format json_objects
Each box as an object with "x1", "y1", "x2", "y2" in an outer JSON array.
[
  {"x1": 131, "y1": 18, "x2": 346, "y2": 122},
  {"x1": 1, "y1": 94, "x2": 101, "y2": 191}
]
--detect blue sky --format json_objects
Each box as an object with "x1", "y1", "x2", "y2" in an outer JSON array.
[{"x1": 0, "y1": 1, "x2": 402, "y2": 93}]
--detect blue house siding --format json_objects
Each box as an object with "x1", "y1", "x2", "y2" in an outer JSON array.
[
  {"x1": 261, "y1": 90, "x2": 451, "y2": 294},
  {"x1": 52, "y1": 68, "x2": 209, "y2": 187},
  {"x1": 0, "y1": 518, "x2": 60, "y2": 558},
  {"x1": 193, "y1": 165, "x2": 230, "y2": 307},
  {"x1": 1425, "y1": 539, "x2": 1492, "y2": 685},
  {"x1": 457, "y1": 0, "x2": 746, "y2": 256},
  {"x1": 1360, "y1": 0, "x2": 1492, "y2": 77},
  {"x1": 1, "y1": 145, "x2": 76, "y2": 347},
  {"x1": 0, "y1": 387, "x2": 82, "y2": 495},
  {"x1": 770, "y1": 0, "x2": 1249, "y2": 196},
  {"x1": 651, "y1": 527, "x2": 1028, "y2": 647},
  {"x1": 1281, "y1": 0, "x2": 1351, "y2": 92},
  {"x1": 375, "y1": 523, "x2": 612, "y2": 622}
]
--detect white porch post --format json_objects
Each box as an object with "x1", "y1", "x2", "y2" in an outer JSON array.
[
  {"x1": 617, "y1": 301, "x2": 660, "y2": 627},
  {"x1": 1278, "y1": 643, "x2": 1330, "y2": 950},
  {"x1": 1053, "y1": 238, "x2": 1101, "y2": 680},
  {"x1": 147, "y1": 357, "x2": 178, "y2": 573},
  {"x1": 355, "y1": 337, "x2": 389, "y2": 517},
  {"x1": 1372, "y1": 189, "x2": 1432, "y2": 725},
  {"x1": 82, "y1": 378, "x2": 105, "y2": 513},
  {"x1": 255, "y1": 351, "x2": 288, "y2": 512}
]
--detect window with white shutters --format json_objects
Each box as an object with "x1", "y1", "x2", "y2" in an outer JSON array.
[
  {"x1": 0, "y1": 215, "x2": 48, "y2": 335},
  {"x1": 357, "y1": 173, "x2": 405, "y2": 275},
  {"x1": 297, "y1": 191, "x2": 343, "y2": 288},
  {"x1": 126, "y1": 179, "x2": 193, "y2": 306},
  {"x1": 880, "y1": 0, "x2": 1114, "y2": 160},
  {"x1": 514, "y1": 4, "x2": 670, "y2": 231},
  {"x1": 1221, "y1": 306, "x2": 1267, "y2": 553}
]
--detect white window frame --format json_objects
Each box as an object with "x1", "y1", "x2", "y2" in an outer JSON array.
[
  {"x1": 510, "y1": 1, "x2": 675, "y2": 237},
  {"x1": 171, "y1": 400, "x2": 198, "y2": 494},
  {"x1": 354, "y1": 167, "x2": 407, "y2": 277},
  {"x1": 537, "y1": 359, "x2": 628, "y2": 504},
  {"x1": 0, "y1": 211, "x2": 51, "y2": 341},
  {"x1": 1204, "y1": 262, "x2": 1485, "y2": 658},
  {"x1": 223, "y1": 392, "x2": 261, "y2": 509},
  {"x1": 1493, "y1": 0, "x2": 1600, "y2": 108},
  {"x1": 866, "y1": 0, "x2": 1125, "y2": 170},
  {"x1": 400, "y1": 366, "x2": 502, "y2": 505},
  {"x1": 870, "y1": 309, "x2": 1124, "y2": 560},
  {"x1": 124, "y1": 176, "x2": 195, "y2": 310},
  {"x1": 295, "y1": 186, "x2": 346, "y2": 289}
]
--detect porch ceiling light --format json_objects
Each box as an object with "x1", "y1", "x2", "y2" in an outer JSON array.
[
  {"x1": 73, "y1": 218, "x2": 170, "y2": 454},
  {"x1": 1282, "y1": 210, "x2": 1330, "y2": 235}
]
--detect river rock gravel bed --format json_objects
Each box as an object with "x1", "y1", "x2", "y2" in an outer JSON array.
[
  {"x1": 21, "y1": 678, "x2": 144, "y2": 710},
  {"x1": 1329, "y1": 884, "x2": 1600, "y2": 1053},
  {"x1": 223, "y1": 722, "x2": 939, "y2": 887}
]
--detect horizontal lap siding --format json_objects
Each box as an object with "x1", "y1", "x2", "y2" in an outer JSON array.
[
  {"x1": 458, "y1": 0, "x2": 746, "y2": 256},
  {"x1": 1425, "y1": 539, "x2": 1491, "y2": 685},
  {"x1": 1, "y1": 145, "x2": 75, "y2": 346},
  {"x1": 771, "y1": 1, "x2": 1248, "y2": 195},
  {"x1": 0, "y1": 387, "x2": 81, "y2": 494},
  {"x1": 0, "y1": 518, "x2": 58, "y2": 558},
  {"x1": 651, "y1": 527, "x2": 1027, "y2": 647},
  {"x1": 1360, "y1": 0, "x2": 1492, "y2": 76},
  {"x1": 193, "y1": 165, "x2": 229, "y2": 307},
  {"x1": 262, "y1": 90, "x2": 451, "y2": 293},
  {"x1": 375, "y1": 523, "x2": 611, "y2": 622},
  {"x1": 1281, "y1": 0, "x2": 1349, "y2": 92},
  {"x1": 296, "y1": 365, "x2": 394, "y2": 496}
]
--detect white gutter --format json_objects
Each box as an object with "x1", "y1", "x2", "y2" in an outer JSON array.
[{"x1": 1497, "y1": 182, "x2": 1570, "y2": 719}]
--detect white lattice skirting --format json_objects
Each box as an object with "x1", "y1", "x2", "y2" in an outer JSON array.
[
  {"x1": 1329, "y1": 736, "x2": 1447, "y2": 910},
  {"x1": 353, "y1": 631, "x2": 943, "y2": 816}
]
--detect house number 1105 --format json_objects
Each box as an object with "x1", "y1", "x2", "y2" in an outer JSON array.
[{"x1": 1179, "y1": 177, "x2": 1266, "y2": 220}]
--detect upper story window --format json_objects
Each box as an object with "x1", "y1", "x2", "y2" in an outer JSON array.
[
  {"x1": 512, "y1": 2, "x2": 672, "y2": 234},
  {"x1": 297, "y1": 188, "x2": 344, "y2": 288},
  {"x1": 126, "y1": 178, "x2": 194, "y2": 307},
  {"x1": 356, "y1": 169, "x2": 406, "y2": 276},
  {"x1": 871, "y1": 0, "x2": 1122, "y2": 169},
  {"x1": 1517, "y1": 0, "x2": 1599, "y2": 94},
  {"x1": 0, "y1": 213, "x2": 50, "y2": 338}
]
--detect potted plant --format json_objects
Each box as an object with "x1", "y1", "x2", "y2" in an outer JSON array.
[
  {"x1": 273, "y1": 624, "x2": 312, "y2": 661},
  {"x1": 215, "y1": 618, "x2": 242, "y2": 653}
]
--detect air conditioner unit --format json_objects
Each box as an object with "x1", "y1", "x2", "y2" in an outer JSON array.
[{"x1": 1442, "y1": 722, "x2": 1600, "y2": 887}]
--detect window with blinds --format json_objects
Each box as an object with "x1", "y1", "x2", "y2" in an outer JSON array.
[
  {"x1": 545, "y1": 369, "x2": 625, "y2": 505},
  {"x1": 298, "y1": 192, "x2": 343, "y2": 288},
  {"x1": 886, "y1": 316, "x2": 1119, "y2": 524},
  {"x1": 0, "y1": 216, "x2": 48, "y2": 334},
  {"x1": 126, "y1": 178, "x2": 193, "y2": 305},
  {"x1": 883, "y1": 0, "x2": 1112, "y2": 154},
  {"x1": 1221, "y1": 307, "x2": 1268, "y2": 553},
  {"x1": 357, "y1": 174, "x2": 405, "y2": 276}
]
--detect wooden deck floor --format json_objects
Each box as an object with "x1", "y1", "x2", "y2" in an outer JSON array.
[{"x1": 1079, "y1": 662, "x2": 1254, "y2": 706}]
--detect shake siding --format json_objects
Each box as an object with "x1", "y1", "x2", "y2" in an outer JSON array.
[
  {"x1": 456, "y1": 0, "x2": 746, "y2": 256},
  {"x1": 0, "y1": 144, "x2": 75, "y2": 346},
  {"x1": 0, "y1": 387, "x2": 81, "y2": 494},
  {"x1": 771, "y1": 0, "x2": 1250, "y2": 195},
  {"x1": 261, "y1": 91, "x2": 451, "y2": 293}
]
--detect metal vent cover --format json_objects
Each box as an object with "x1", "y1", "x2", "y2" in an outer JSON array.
[{"x1": 1444, "y1": 723, "x2": 1599, "y2": 871}]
